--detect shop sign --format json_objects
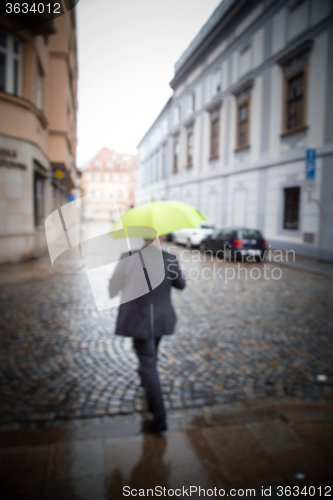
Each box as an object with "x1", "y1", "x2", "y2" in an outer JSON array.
[
  {"x1": 53, "y1": 166, "x2": 67, "y2": 181},
  {"x1": 0, "y1": 149, "x2": 26, "y2": 170}
]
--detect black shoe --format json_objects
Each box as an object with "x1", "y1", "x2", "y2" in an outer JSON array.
[{"x1": 144, "y1": 418, "x2": 167, "y2": 433}]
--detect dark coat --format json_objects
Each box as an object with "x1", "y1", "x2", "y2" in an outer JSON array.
[{"x1": 109, "y1": 249, "x2": 185, "y2": 339}]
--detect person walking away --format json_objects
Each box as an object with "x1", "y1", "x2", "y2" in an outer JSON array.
[{"x1": 109, "y1": 236, "x2": 185, "y2": 432}]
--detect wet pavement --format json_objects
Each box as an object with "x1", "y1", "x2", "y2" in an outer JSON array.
[
  {"x1": 0, "y1": 242, "x2": 332, "y2": 423},
  {"x1": 0, "y1": 401, "x2": 332, "y2": 499},
  {"x1": 0, "y1": 235, "x2": 333, "y2": 498}
]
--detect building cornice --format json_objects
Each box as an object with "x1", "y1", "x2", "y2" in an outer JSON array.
[
  {"x1": 0, "y1": 131, "x2": 50, "y2": 164},
  {"x1": 170, "y1": 0, "x2": 259, "y2": 89},
  {"x1": 0, "y1": 91, "x2": 48, "y2": 128},
  {"x1": 137, "y1": 143, "x2": 333, "y2": 193}
]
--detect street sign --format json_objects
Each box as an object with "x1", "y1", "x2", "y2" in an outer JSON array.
[
  {"x1": 306, "y1": 149, "x2": 316, "y2": 179},
  {"x1": 52, "y1": 166, "x2": 66, "y2": 181}
]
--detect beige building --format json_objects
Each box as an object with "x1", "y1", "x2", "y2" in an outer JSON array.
[
  {"x1": 80, "y1": 147, "x2": 136, "y2": 222},
  {"x1": 0, "y1": 6, "x2": 78, "y2": 263}
]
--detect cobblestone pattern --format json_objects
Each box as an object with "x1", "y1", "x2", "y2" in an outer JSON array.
[{"x1": 0, "y1": 246, "x2": 332, "y2": 422}]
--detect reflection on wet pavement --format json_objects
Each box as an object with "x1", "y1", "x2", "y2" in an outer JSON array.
[{"x1": 0, "y1": 403, "x2": 333, "y2": 499}]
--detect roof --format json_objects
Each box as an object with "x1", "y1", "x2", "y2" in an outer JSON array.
[
  {"x1": 170, "y1": 0, "x2": 247, "y2": 89},
  {"x1": 79, "y1": 147, "x2": 136, "y2": 171}
]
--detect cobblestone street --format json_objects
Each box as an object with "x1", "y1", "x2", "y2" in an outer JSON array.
[{"x1": 0, "y1": 244, "x2": 332, "y2": 424}]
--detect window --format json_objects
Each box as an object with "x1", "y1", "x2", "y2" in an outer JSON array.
[
  {"x1": 52, "y1": 183, "x2": 60, "y2": 211},
  {"x1": 239, "y1": 229, "x2": 264, "y2": 240},
  {"x1": 0, "y1": 32, "x2": 21, "y2": 95},
  {"x1": 174, "y1": 105, "x2": 180, "y2": 125},
  {"x1": 239, "y1": 45, "x2": 251, "y2": 77},
  {"x1": 94, "y1": 160, "x2": 102, "y2": 168},
  {"x1": 236, "y1": 99, "x2": 250, "y2": 149},
  {"x1": 286, "y1": 71, "x2": 305, "y2": 131},
  {"x1": 210, "y1": 115, "x2": 220, "y2": 159},
  {"x1": 34, "y1": 173, "x2": 45, "y2": 226},
  {"x1": 200, "y1": 223, "x2": 215, "y2": 230},
  {"x1": 212, "y1": 68, "x2": 222, "y2": 97},
  {"x1": 106, "y1": 160, "x2": 113, "y2": 169},
  {"x1": 155, "y1": 153, "x2": 159, "y2": 181},
  {"x1": 0, "y1": 50, "x2": 5, "y2": 92},
  {"x1": 118, "y1": 190, "x2": 123, "y2": 199},
  {"x1": 187, "y1": 131, "x2": 193, "y2": 167},
  {"x1": 117, "y1": 163, "x2": 122, "y2": 170},
  {"x1": 100, "y1": 174, "x2": 104, "y2": 182},
  {"x1": 161, "y1": 144, "x2": 166, "y2": 179},
  {"x1": 278, "y1": 41, "x2": 312, "y2": 135},
  {"x1": 173, "y1": 141, "x2": 179, "y2": 173},
  {"x1": 36, "y1": 65, "x2": 43, "y2": 109},
  {"x1": 187, "y1": 93, "x2": 195, "y2": 115},
  {"x1": 118, "y1": 174, "x2": 122, "y2": 182},
  {"x1": 211, "y1": 229, "x2": 221, "y2": 239},
  {"x1": 109, "y1": 174, "x2": 113, "y2": 182},
  {"x1": 283, "y1": 187, "x2": 300, "y2": 230}
]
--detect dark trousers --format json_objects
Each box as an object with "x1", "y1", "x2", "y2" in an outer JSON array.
[{"x1": 133, "y1": 336, "x2": 166, "y2": 424}]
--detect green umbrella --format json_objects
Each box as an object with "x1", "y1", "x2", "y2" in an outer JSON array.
[{"x1": 111, "y1": 200, "x2": 209, "y2": 237}]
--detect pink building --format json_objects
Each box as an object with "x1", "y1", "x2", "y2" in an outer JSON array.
[{"x1": 80, "y1": 147, "x2": 136, "y2": 221}]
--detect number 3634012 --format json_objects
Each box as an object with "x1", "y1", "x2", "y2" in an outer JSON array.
[{"x1": 5, "y1": 3, "x2": 62, "y2": 14}]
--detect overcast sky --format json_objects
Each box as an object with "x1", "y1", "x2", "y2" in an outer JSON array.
[{"x1": 77, "y1": 0, "x2": 222, "y2": 167}]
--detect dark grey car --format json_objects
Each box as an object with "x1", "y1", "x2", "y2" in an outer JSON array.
[{"x1": 200, "y1": 228, "x2": 268, "y2": 261}]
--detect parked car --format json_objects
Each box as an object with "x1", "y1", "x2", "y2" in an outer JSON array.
[
  {"x1": 164, "y1": 233, "x2": 174, "y2": 242},
  {"x1": 173, "y1": 221, "x2": 215, "y2": 248},
  {"x1": 200, "y1": 228, "x2": 268, "y2": 261}
]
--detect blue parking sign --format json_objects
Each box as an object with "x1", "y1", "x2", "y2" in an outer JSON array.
[{"x1": 306, "y1": 149, "x2": 316, "y2": 179}]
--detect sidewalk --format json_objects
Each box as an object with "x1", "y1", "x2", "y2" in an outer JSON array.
[
  {"x1": 276, "y1": 253, "x2": 333, "y2": 278},
  {"x1": 0, "y1": 400, "x2": 332, "y2": 500}
]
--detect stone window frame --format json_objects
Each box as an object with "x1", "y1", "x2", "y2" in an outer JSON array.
[
  {"x1": 33, "y1": 160, "x2": 47, "y2": 227},
  {"x1": 0, "y1": 30, "x2": 22, "y2": 96},
  {"x1": 232, "y1": 78, "x2": 253, "y2": 152},
  {"x1": 187, "y1": 91, "x2": 195, "y2": 116},
  {"x1": 278, "y1": 39, "x2": 313, "y2": 137},
  {"x1": 174, "y1": 104, "x2": 181, "y2": 126},
  {"x1": 207, "y1": 100, "x2": 222, "y2": 161},
  {"x1": 36, "y1": 63, "x2": 43, "y2": 110},
  {"x1": 211, "y1": 66, "x2": 222, "y2": 98},
  {"x1": 277, "y1": 174, "x2": 303, "y2": 237},
  {"x1": 283, "y1": 186, "x2": 301, "y2": 230},
  {"x1": 172, "y1": 135, "x2": 179, "y2": 174},
  {"x1": 161, "y1": 143, "x2": 167, "y2": 179},
  {"x1": 186, "y1": 130, "x2": 194, "y2": 168},
  {"x1": 281, "y1": 64, "x2": 309, "y2": 136},
  {"x1": 210, "y1": 113, "x2": 220, "y2": 160},
  {"x1": 185, "y1": 119, "x2": 195, "y2": 168}
]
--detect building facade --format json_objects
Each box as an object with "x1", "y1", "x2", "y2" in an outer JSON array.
[
  {"x1": 136, "y1": 0, "x2": 333, "y2": 261},
  {"x1": 80, "y1": 147, "x2": 136, "y2": 221},
  {"x1": 0, "y1": 6, "x2": 78, "y2": 263}
]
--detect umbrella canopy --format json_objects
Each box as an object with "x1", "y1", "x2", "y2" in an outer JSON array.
[{"x1": 111, "y1": 200, "x2": 209, "y2": 237}]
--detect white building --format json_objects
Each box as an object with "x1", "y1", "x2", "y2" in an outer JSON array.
[{"x1": 136, "y1": 0, "x2": 333, "y2": 261}]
